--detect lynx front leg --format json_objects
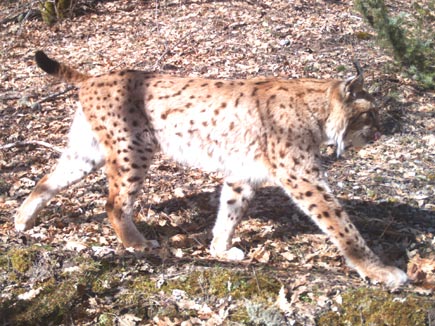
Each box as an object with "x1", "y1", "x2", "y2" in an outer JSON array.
[
  {"x1": 210, "y1": 179, "x2": 255, "y2": 260},
  {"x1": 280, "y1": 173, "x2": 408, "y2": 288},
  {"x1": 15, "y1": 107, "x2": 104, "y2": 231}
]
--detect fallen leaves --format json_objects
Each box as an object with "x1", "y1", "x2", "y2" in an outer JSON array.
[
  {"x1": 408, "y1": 253, "x2": 435, "y2": 292},
  {"x1": 248, "y1": 243, "x2": 271, "y2": 263},
  {"x1": 0, "y1": 0, "x2": 434, "y2": 325}
]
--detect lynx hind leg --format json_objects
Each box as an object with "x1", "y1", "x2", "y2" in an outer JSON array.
[
  {"x1": 103, "y1": 137, "x2": 159, "y2": 251},
  {"x1": 279, "y1": 171, "x2": 407, "y2": 288},
  {"x1": 15, "y1": 105, "x2": 105, "y2": 231},
  {"x1": 210, "y1": 179, "x2": 255, "y2": 260}
]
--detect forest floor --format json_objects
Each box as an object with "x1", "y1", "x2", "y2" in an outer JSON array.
[{"x1": 0, "y1": 0, "x2": 435, "y2": 325}]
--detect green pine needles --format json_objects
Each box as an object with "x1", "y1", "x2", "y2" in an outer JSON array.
[{"x1": 355, "y1": 0, "x2": 435, "y2": 89}]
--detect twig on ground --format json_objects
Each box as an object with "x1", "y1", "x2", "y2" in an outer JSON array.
[
  {"x1": 150, "y1": 30, "x2": 197, "y2": 70},
  {"x1": 0, "y1": 140, "x2": 63, "y2": 153},
  {"x1": 35, "y1": 85, "x2": 76, "y2": 106},
  {"x1": 0, "y1": 93, "x2": 22, "y2": 101},
  {"x1": 0, "y1": 9, "x2": 40, "y2": 26},
  {"x1": 152, "y1": 41, "x2": 171, "y2": 70},
  {"x1": 17, "y1": 9, "x2": 41, "y2": 35}
]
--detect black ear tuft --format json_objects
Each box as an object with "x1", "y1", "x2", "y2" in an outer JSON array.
[
  {"x1": 344, "y1": 60, "x2": 365, "y2": 98},
  {"x1": 353, "y1": 60, "x2": 364, "y2": 78},
  {"x1": 35, "y1": 51, "x2": 59, "y2": 75}
]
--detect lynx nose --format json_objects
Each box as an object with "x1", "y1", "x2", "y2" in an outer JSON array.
[{"x1": 373, "y1": 131, "x2": 382, "y2": 141}]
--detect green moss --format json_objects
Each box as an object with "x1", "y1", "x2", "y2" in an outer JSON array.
[
  {"x1": 354, "y1": 31, "x2": 373, "y2": 40},
  {"x1": 245, "y1": 302, "x2": 287, "y2": 325},
  {"x1": 68, "y1": 256, "x2": 122, "y2": 295},
  {"x1": 426, "y1": 172, "x2": 435, "y2": 183},
  {"x1": 228, "y1": 306, "x2": 250, "y2": 323},
  {"x1": 0, "y1": 251, "x2": 9, "y2": 269},
  {"x1": 317, "y1": 287, "x2": 434, "y2": 326},
  {"x1": 336, "y1": 65, "x2": 347, "y2": 72},
  {"x1": 9, "y1": 248, "x2": 37, "y2": 274},
  {"x1": 97, "y1": 313, "x2": 115, "y2": 326},
  {"x1": 120, "y1": 274, "x2": 155, "y2": 302},
  {"x1": 1, "y1": 245, "x2": 56, "y2": 272},
  {"x1": 355, "y1": 0, "x2": 435, "y2": 89},
  {"x1": 1, "y1": 248, "x2": 284, "y2": 324},
  {"x1": 91, "y1": 270, "x2": 121, "y2": 294},
  {"x1": 166, "y1": 268, "x2": 281, "y2": 302},
  {"x1": 122, "y1": 267, "x2": 280, "y2": 303},
  {"x1": 0, "y1": 277, "x2": 83, "y2": 325},
  {"x1": 0, "y1": 249, "x2": 125, "y2": 325},
  {"x1": 118, "y1": 267, "x2": 282, "y2": 321}
]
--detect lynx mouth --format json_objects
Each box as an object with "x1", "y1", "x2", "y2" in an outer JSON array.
[{"x1": 344, "y1": 131, "x2": 380, "y2": 150}]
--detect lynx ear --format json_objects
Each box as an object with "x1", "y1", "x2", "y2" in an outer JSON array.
[{"x1": 344, "y1": 60, "x2": 364, "y2": 99}]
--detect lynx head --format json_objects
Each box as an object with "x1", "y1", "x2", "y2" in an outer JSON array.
[{"x1": 326, "y1": 61, "x2": 380, "y2": 156}]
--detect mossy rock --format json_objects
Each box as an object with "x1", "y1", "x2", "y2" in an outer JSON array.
[
  {"x1": 318, "y1": 287, "x2": 434, "y2": 326},
  {"x1": 167, "y1": 268, "x2": 281, "y2": 300},
  {"x1": 0, "y1": 277, "x2": 84, "y2": 325},
  {"x1": 0, "y1": 247, "x2": 118, "y2": 325},
  {"x1": 3, "y1": 246, "x2": 51, "y2": 281},
  {"x1": 119, "y1": 267, "x2": 282, "y2": 321}
]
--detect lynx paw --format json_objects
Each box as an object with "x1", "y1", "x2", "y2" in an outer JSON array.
[
  {"x1": 362, "y1": 265, "x2": 408, "y2": 288},
  {"x1": 14, "y1": 214, "x2": 35, "y2": 232},
  {"x1": 211, "y1": 246, "x2": 245, "y2": 261},
  {"x1": 124, "y1": 239, "x2": 159, "y2": 252},
  {"x1": 15, "y1": 221, "x2": 30, "y2": 232}
]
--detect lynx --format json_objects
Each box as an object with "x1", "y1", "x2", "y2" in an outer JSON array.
[{"x1": 15, "y1": 51, "x2": 408, "y2": 287}]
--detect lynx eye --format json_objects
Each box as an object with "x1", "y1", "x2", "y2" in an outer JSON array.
[
  {"x1": 359, "y1": 111, "x2": 376, "y2": 124},
  {"x1": 350, "y1": 112, "x2": 367, "y2": 125}
]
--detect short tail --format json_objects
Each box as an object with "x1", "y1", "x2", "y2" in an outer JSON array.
[{"x1": 35, "y1": 51, "x2": 91, "y2": 84}]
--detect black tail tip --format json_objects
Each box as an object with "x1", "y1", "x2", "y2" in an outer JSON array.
[{"x1": 35, "y1": 50, "x2": 59, "y2": 75}]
